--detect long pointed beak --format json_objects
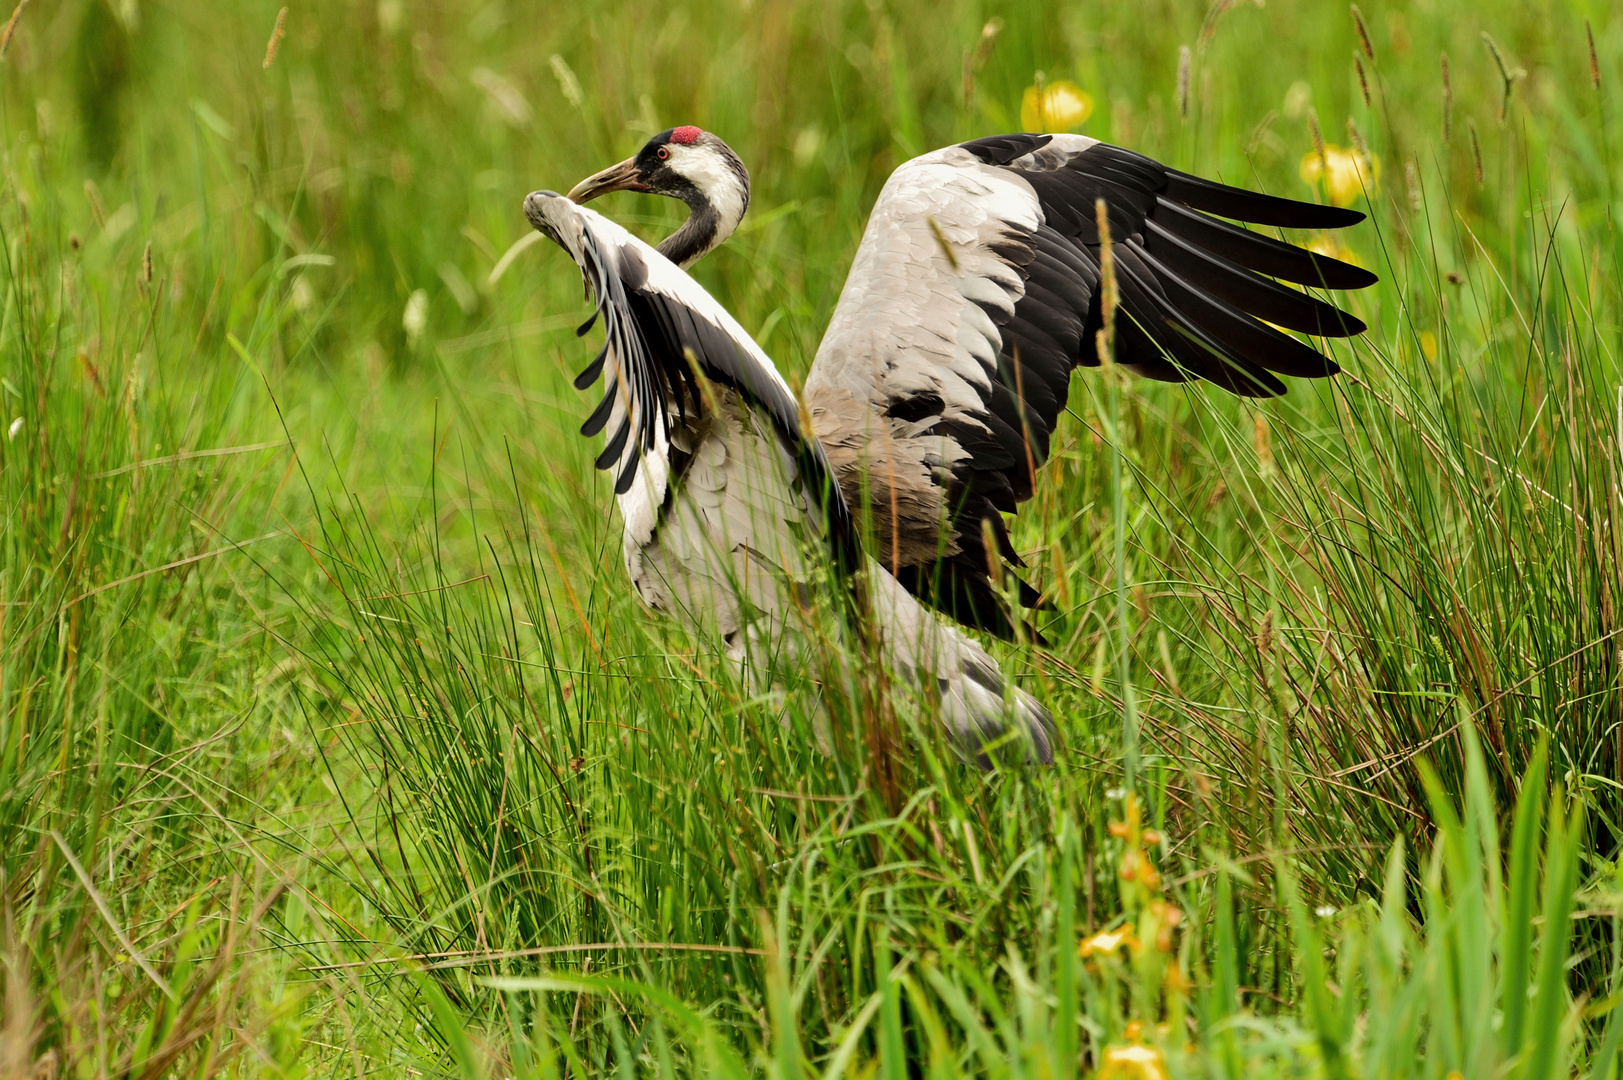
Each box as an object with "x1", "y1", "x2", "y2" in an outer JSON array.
[{"x1": 567, "y1": 157, "x2": 649, "y2": 204}]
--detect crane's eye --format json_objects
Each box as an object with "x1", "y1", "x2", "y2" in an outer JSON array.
[{"x1": 656, "y1": 146, "x2": 669, "y2": 161}]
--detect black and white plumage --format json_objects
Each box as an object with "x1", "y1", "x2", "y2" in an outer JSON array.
[
  {"x1": 524, "y1": 182, "x2": 1051, "y2": 764},
  {"x1": 526, "y1": 126, "x2": 1374, "y2": 765}
]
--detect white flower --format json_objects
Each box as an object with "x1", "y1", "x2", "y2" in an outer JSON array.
[
  {"x1": 402, "y1": 289, "x2": 428, "y2": 347},
  {"x1": 7, "y1": 417, "x2": 22, "y2": 441},
  {"x1": 1315, "y1": 905, "x2": 1337, "y2": 917}
]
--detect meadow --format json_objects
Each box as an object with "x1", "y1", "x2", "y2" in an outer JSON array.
[{"x1": 3, "y1": 0, "x2": 1622, "y2": 1075}]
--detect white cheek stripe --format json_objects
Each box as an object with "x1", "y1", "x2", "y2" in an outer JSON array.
[{"x1": 667, "y1": 143, "x2": 747, "y2": 239}]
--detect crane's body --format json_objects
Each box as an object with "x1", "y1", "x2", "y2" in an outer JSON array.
[
  {"x1": 525, "y1": 126, "x2": 1375, "y2": 766},
  {"x1": 525, "y1": 192, "x2": 1051, "y2": 762}
]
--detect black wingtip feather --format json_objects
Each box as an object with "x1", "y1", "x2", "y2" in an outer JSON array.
[
  {"x1": 595, "y1": 417, "x2": 631, "y2": 471},
  {"x1": 1143, "y1": 218, "x2": 1368, "y2": 338},
  {"x1": 1141, "y1": 248, "x2": 1340, "y2": 379},
  {"x1": 613, "y1": 452, "x2": 640, "y2": 495},
  {"x1": 1154, "y1": 199, "x2": 1379, "y2": 291},
  {"x1": 574, "y1": 343, "x2": 610, "y2": 389},
  {"x1": 1113, "y1": 245, "x2": 1289, "y2": 397},
  {"x1": 1163, "y1": 169, "x2": 1368, "y2": 229},
  {"x1": 577, "y1": 310, "x2": 600, "y2": 337},
  {"x1": 580, "y1": 381, "x2": 618, "y2": 437}
]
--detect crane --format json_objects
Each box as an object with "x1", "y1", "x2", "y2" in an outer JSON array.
[{"x1": 522, "y1": 125, "x2": 1375, "y2": 766}]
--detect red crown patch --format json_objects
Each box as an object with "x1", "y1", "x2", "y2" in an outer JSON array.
[{"x1": 670, "y1": 125, "x2": 703, "y2": 145}]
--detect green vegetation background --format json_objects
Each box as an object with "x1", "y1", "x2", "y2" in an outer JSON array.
[{"x1": 2, "y1": 0, "x2": 1622, "y2": 1075}]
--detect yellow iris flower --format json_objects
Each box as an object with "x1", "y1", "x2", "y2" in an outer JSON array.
[
  {"x1": 1080, "y1": 926, "x2": 1138, "y2": 957},
  {"x1": 1021, "y1": 80, "x2": 1094, "y2": 132},
  {"x1": 1300, "y1": 144, "x2": 1381, "y2": 207},
  {"x1": 1099, "y1": 1043, "x2": 1171, "y2": 1080}
]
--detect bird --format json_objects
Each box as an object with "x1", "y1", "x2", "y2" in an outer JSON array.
[{"x1": 523, "y1": 124, "x2": 1375, "y2": 766}]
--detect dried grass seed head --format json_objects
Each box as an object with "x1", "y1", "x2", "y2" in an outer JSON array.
[
  {"x1": 1177, "y1": 46, "x2": 1191, "y2": 120},
  {"x1": 1351, "y1": 4, "x2": 1375, "y2": 62},
  {"x1": 1481, "y1": 31, "x2": 1526, "y2": 123},
  {"x1": 1586, "y1": 19, "x2": 1600, "y2": 89},
  {"x1": 262, "y1": 6, "x2": 287, "y2": 70},
  {"x1": 1440, "y1": 52, "x2": 1453, "y2": 144}
]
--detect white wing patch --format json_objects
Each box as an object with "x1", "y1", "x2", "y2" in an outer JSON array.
[
  {"x1": 807, "y1": 136, "x2": 1099, "y2": 428},
  {"x1": 807, "y1": 147, "x2": 1046, "y2": 431}
]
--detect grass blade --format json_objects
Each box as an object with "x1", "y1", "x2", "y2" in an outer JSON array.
[{"x1": 1502, "y1": 738, "x2": 1550, "y2": 1057}]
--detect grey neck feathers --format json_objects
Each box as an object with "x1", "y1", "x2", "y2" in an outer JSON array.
[{"x1": 656, "y1": 200, "x2": 721, "y2": 269}]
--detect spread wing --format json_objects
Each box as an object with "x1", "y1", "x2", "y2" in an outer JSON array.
[
  {"x1": 524, "y1": 191, "x2": 855, "y2": 557},
  {"x1": 803, "y1": 133, "x2": 1377, "y2": 640}
]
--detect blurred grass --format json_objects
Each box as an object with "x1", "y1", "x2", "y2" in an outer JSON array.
[{"x1": 2, "y1": 0, "x2": 1622, "y2": 1074}]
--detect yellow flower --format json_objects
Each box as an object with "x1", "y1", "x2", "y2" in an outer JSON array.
[
  {"x1": 1080, "y1": 927, "x2": 1139, "y2": 957},
  {"x1": 1307, "y1": 231, "x2": 1362, "y2": 267},
  {"x1": 1021, "y1": 79, "x2": 1093, "y2": 132},
  {"x1": 1119, "y1": 848, "x2": 1161, "y2": 891},
  {"x1": 1099, "y1": 1042, "x2": 1171, "y2": 1080},
  {"x1": 1419, "y1": 330, "x2": 1437, "y2": 361},
  {"x1": 1299, "y1": 144, "x2": 1381, "y2": 207},
  {"x1": 1148, "y1": 900, "x2": 1182, "y2": 952}
]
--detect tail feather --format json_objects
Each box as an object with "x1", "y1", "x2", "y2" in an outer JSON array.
[{"x1": 868, "y1": 562, "x2": 1055, "y2": 766}]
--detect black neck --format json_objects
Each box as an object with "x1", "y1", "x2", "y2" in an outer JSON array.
[{"x1": 656, "y1": 197, "x2": 720, "y2": 269}]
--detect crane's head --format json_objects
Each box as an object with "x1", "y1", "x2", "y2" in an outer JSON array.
[{"x1": 567, "y1": 126, "x2": 750, "y2": 268}]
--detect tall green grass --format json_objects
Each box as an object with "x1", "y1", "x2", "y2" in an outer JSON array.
[
  {"x1": 0, "y1": 122, "x2": 311, "y2": 1071},
  {"x1": 2, "y1": 0, "x2": 1621, "y2": 1074}
]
